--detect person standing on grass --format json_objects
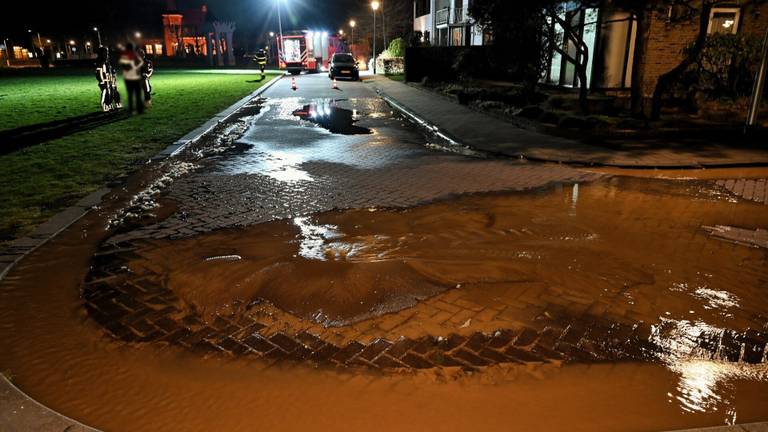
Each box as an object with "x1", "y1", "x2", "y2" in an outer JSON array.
[
  {"x1": 119, "y1": 42, "x2": 145, "y2": 114},
  {"x1": 95, "y1": 47, "x2": 113, "y2": 112},
  {"x1": 254, "y1": 49, "x2": 267, "y2": 80},
  {"x1": 109, "y1": 53, "x2": 123, "y2": 110},
  {"x1": 139, "y1": 49, "x2": 154, "y2": 107}
]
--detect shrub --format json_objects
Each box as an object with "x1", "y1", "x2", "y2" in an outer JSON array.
[{"x1": 677, "y1": 33, "x2": 763, "y2": 101}]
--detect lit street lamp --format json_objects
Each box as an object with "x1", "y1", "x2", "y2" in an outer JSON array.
[
  {"x1": 349, "y1": 19, "x2": 356, "y2": 48},
  {"x1": 275, "y1": 0, "x2": 286, "y2": 65},
  {"x1": 371, "y1": 1, "x2": 380, "y2": 74},
  {"x1": 93, "y1": 27, "x2": 102, "y2": 47}
]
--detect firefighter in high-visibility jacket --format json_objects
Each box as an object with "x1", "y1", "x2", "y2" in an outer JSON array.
[
  {"x1": 254, "y1": 49, "x2": 267, "y2": 78},
  {"x1": 95, "y1": 47, "x2": 113, "y2": 112}
]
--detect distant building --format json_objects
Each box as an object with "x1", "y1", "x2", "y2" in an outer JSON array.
[{"x1": 144, "y1": 1, "x2": 237, "y2": 66}]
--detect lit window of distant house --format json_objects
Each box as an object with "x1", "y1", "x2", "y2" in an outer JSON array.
[{"x1": 708, "y1": 7, "x2": 740, "y2": 34}]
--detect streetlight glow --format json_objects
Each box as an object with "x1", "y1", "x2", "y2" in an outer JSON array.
[
  {"x1": 69, "y1": 40, "x2": 76, "y2": 45},
  {"x1": 339, "y1": 29, "x2": 344, "y2": 36},
  {"x1": 135, "y1": 32, "x2": 142, "y2": 39},
  {"x1": 269, "y1": 31, "x2": 275, "y2": 37},
  {"x1": 371, "y1": 1, "x2": 380, "y2": 11},
  {"x1": 349, "y1": 20, "x2": 356, "y2": 28}
]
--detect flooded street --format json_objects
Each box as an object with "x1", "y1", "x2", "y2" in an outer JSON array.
[{"x1": 1, "y1": 74, "x2": 767, "y2": 431}]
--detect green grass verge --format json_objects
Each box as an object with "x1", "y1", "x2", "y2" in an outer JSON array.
[
  {"x1": 0, "y1": 70, "x2": 279, "y2": 242},
  {"x1": 386, "y1": 74, "x2": 405, "y2": 82}
]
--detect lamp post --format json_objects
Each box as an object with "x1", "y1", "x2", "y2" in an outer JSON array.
[
  {"x1": 381, "y1": 1, "x2": 387, "y2": 50},
  {"x1": 746, "y1": 27, "x2": 768, "y2": 131},
  {"x1": 275, "y1": 0, "x2": 286, "y2": 66},
  {"x1": 3, "y1": 38, "x2": 10, "y2": 66},
  {"x1": 93, "y1": 27, "x2": 102, "y2": 47},
  {"x1": 371, "y1": 1, "x2": 380, "y2": 74},
  {"x1": 349, "y1": 19, "x2": 356, "y2": 48},
  {"x1": 268, "y1": 31, "x2": 276, "y2": 64}
]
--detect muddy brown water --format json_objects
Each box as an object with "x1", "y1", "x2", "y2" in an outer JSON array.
[{"x1": 1, "y1": 176, "x2": 767, "y2": 431}]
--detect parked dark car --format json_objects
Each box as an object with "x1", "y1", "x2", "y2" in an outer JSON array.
[{"x1": 329, "y1": 53, "x2": 359, "y2": 81}]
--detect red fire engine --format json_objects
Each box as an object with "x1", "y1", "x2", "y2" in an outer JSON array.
[{"x1": 277, "y1": 31, "x2": 347, "y2": 75}]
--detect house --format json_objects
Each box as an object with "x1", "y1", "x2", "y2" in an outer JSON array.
[
  {"x1": 413, "y1": 0, "x2": 767, "y2": 95},
  {"x1": 413, "y1": 0, "x2": 486, "y2": 46},
  {"x1": 544, "y1": 1, "x2": 768, "y2": 94}
]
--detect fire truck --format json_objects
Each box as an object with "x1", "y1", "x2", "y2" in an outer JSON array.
[{"x1": 277, "y1": 31, "x2": 347, "y2": 75}]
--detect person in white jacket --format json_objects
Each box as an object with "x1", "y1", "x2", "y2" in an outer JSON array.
[{"x1": 119, "y1": 43, "x2": 145, "y2": 114}]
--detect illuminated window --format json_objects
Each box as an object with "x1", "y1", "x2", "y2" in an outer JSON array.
[
  {"x1": 708, "y1": 7, "x2": 740, "y2": 34},
  {"x1": 145, "y1": 44, "x2": 154, "y2": 54}
]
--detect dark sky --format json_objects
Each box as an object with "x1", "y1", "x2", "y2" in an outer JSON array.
[{"x1": 6, "y1": 0, "x2": 362, "y2": 45}]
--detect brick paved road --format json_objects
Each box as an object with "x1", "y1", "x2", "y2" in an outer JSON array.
[
  {"x1": 715, "y1": 178, "x2": 768, "y2": 205},
  {"x1": 86, "y1": 74, "x2": 768, "y2": 372},
  {"x1": 108, "y1": 76, "x2": 600, "y2": 245}
]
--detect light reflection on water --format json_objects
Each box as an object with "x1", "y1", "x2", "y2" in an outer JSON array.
[{"x1": 652, "y1": 318, "x2": 768, "y2": 415}]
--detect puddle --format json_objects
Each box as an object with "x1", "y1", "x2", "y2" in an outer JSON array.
[
  {"x1": 292, "y1": 100, "x2": 372, "y2": 135},
  {"x1": 215, "y1": 98, "x2": 443, "y2": 178},
  {"x1": 120, "y1": 177, "x2": 768, "y2": 339},
  {"x1": 1, "y1": 176, "x2": 768, "y2": 430}
]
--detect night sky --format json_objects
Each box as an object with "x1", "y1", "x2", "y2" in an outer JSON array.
[{"x1": 6, "y1": 0, "x2": 363, "y2": 46}]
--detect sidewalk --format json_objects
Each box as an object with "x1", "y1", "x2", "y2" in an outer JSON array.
[{"x1": 373, "y1": 77, "x2": 768, "y2": 168}]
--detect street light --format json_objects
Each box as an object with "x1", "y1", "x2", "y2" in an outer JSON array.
[
  {"x1": 349, "y1": 19, "x2": 356, "y2": 48},
  {"x1": 93, "y1": 27, "x2": 102, "y2": 47},
  {"x1": 339, "y1": 29, "x2": 344, "y2": 36},
  {"x1": 134, "y1": 32, "x2": 142, "y2": 39},
  {"x1": 371, "y1": 1, "x2": 380, "y2": 74},
  {"x1": 275, "y1": 0, "x2": 286, "y2": 66}
]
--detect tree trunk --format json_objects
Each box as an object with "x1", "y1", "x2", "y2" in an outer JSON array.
[
  {"x1": 630, "y1": 7, "x2": 652, "y2": 118},
  {"x1": 650, "y1": 1, "x2": 712, "y2": 119}
]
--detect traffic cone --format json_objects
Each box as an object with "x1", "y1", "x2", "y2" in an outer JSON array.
[
  {"x1": 332, "y1": 78, "x2": 338, "y2": 90},
  {"x1": 291, "y1": 78, "x2": 297, "y2": 91}
]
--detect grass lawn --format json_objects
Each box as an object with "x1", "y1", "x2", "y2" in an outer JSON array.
[
  {"x1": 386, "y1": 74, "x2": 405, "y2": 82},
  {"x1": 0, "y1": 69, "x2": 279, "y2": 242}
]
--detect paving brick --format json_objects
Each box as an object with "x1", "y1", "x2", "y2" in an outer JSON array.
[
  {"x1": 242, "y1": 334, "x2": 277, "y2": 354},
  {"x1": 400, "y1": 353, "x2": 434, "y2": 369},
  {"x1": 452, "y1": 349, "x2": 490, "y2": 367}
]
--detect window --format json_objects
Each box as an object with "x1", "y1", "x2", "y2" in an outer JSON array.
[
  {"x1": 451, "y1": 27, "x2": 463, "y2": 46},
  {"x1": 708, "y1": 7, "x2": 740, "y2": 34},
  {"x1": 415, "y1": 0, "x2": 430, "y2": 17},
  {"x1": 438, "y1": 28, "x2": 449, "y2": 46}
]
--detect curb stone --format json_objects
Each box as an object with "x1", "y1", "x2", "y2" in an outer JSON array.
[
  {"x1": 666, "y1": 423, "x2": 768, "y2": 432},
  {"x1": 0, "y1": 375, "x2": 100, "y2": 432},
  {"x1": 153, "y1": 74, "x2": 282, "y2": 159}
]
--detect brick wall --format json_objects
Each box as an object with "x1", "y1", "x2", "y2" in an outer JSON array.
[{"x1": 641, "y1": 4, "x2": 768, "y2": 96}]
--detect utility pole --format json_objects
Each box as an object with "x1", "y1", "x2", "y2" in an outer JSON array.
[{"x1": 746, "y1": 27, "x2": 768, "y2": 131}]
